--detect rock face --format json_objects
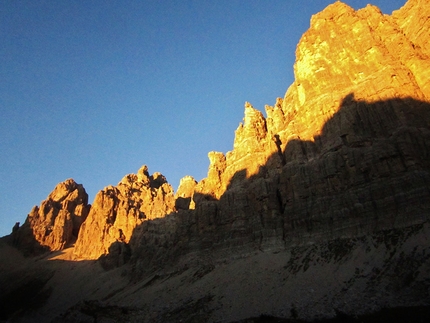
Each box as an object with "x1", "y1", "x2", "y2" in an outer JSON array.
[
  {"x1": 6, "y1": 1, "x2": 430, "y2": 321},
  {"x1": 198, "y1": 0, "x2": 430, "y2": 196},
  {"x1": 181, "y1": 0, "x2": 429, "y2": 217},
  {"x1": 126, "y1": 0, "x2": 430, "y2": 273},
  {"x1": 57, "y1": 0, "x2": 430, "y2": 270},
  {"x1": 73, "y1": 165, "x2": 175, "y2": 259},
  {"x1": 15, "y1": 179, "x2": 90, "y2": 254},
  {"x1": 175, "y1": 175, "x2": 198, "y2": 210},
  {"x1": 271, "y1": 0, "x2": 430, "y2": 243},
  {"x1": 14, "y1": 0, "x2": 430, "y2": 266}
]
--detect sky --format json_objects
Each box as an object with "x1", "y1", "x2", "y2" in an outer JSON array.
[{"x1": 0, "y1": 0, "x2": 407, "y2": 237}]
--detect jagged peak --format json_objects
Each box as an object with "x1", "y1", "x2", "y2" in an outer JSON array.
[
  {"x1": 208, "y1": 151, "x2": 226, "y2": 164},
  {"x1": 47, "y1": 178, "x2": 85, "y2": 203},
  {"x1": 178, "y1": 175, "x2": 197, "y2": 187},
  {"x1": 175, "y1": 175, "x2": 197, "y2": 202},
  {"x1": 118, "y1": 165, "x2": 170, "y2": 189},
  {"x1": 137, "y1": 164, "x2": 150, "y2": 183},
  {"x1": 310, "y1": 1, "x2": 355, "y2": 29},
  {"x1": 243, "y1": 102, "x2": 265, "y2": 124},
  {"x1": 5, "y1": 1, "x2": 430, "y2": 321},
  {"x1": 357, "y1": 3, "x2": 383, "y2": 16}
]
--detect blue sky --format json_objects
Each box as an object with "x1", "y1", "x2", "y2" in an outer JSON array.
[{"x1": 0, "y1": 0, "x2": 406, "y2": 237}]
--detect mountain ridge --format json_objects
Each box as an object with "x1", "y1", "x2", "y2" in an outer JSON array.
[{"x1": 2, "y1": 0, "x2": 430, "y2": 322}]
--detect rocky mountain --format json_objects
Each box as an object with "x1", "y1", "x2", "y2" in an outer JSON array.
[
  {"x1": 73, "y1": 165, "x2": 176, "y2": 260},
  {"x1": 12, "y1": 179, "x2": 90, "y2": 255},
  {"x1": 1, "y1": 0, "x2": 430, "y2": 322}
]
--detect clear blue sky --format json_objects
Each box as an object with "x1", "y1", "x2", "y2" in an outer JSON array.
[{"x1": 0, "y1": 0, "x2": 406, "y2": 237}]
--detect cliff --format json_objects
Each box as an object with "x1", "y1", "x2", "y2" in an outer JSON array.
[
  {"x1": 2, "y1": 0, "x2": 430, "y2": 322},
  {"x1": 125, "y1": 0, "x2": 430, "y2": 272},
  {"x1": 13, "y1": 179, "x2": 90, "y2": 255},
  {"x1": 73, "y1": 165, "x2": 175, "y2": 260}
]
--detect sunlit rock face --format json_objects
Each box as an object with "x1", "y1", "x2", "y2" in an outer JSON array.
[
  {"x1": 16, "y1": 179, "x2": 90, "y2": 254},
  {"x1": 274, "y1": 0, "x2": 430, "y2": 243},
  {"x1": 127, "y1": 0, "x2": 430, "y2": 275},
  {"x1": 73, "y1": 165, "x2": 175, "y2": 259},
  {"x1": 186, "y1": 0, "x2": 430, "y2": 246},
  {"x1": 175, "y1": 175, "x2": 198, "y2": 210},
  {"x1": 17, "y1": 0, "x2": 430, "y2": 263},
  {"x1": 279, "y1": 0, "x2": 430, "y2": 147},
  {"x1": 5, "y1": 1, "x2": 430, "y2": 322},
  {"x1": 192, "y1": 1, "x2": 430, "y2": 203}
]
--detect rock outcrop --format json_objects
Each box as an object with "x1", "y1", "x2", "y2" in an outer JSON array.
[
  {"x1": 46, "y1": 0, "x2": 429, "y2": 272},
  {"x1": 174, "y1": 175, "x2": 198, "y2": 210},
  {"x1": 73, "y1": 165, "x2": 175, "y2": 259},
  {"x1": 15, "y1": 179, "x2": 90, "y2": 254},
  {"x1": 14, "y1": 0, "x2": 430, "y2": 266},
  {"x1": 126, "y1": 0, "x2": 430, "y2": 274},
  {"x1": 185, "y1": 1, "x2": 429, "y2": 209},
  {"x1": 5, "y1": 1, "x2": 430, "y2": 321},
  {"x1": 272, "y1": 0, "x2": 430, "y2": 242}
]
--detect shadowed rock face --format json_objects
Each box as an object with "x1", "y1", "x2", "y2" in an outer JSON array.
[
  {"x1": 127, "y1": 0, "x2": 430, "y2": 272},
  {"x1": 4, "y1": 1, "x2": 430, "y2": 322},
  {"x1": 73, "y1": 165, "x2": 176, "y2": 260},
  {"x1": 182, "y1": 0, "x2": 430, "y2": 207},
  {"x1": 14, "y1": 179, "x2": 90, "y2": 254},
  {"x1": 16, "y1": 0, "x2": 430, "y2": 264},
  {"x1": 126, "y1": 95, "x2": 430, "y2": 277}
]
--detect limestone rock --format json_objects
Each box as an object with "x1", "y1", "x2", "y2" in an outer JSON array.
[
  {"x1": 130, "y1": 0, "x2": 430, "y2": 272},
  {"x1": 226, "y1": 102, "x2": 269, "y2": 181},
  {"x1": 195, "y1": 103, "x2": 284, "y2": 200},
  {"x1": 15, "y1": 179, "x2": 90, "y2": 254},
  {"x1": 70, "y1": 0, "x2": 430, "y2": 268},
  {"x1": 73, "y1": 165, "x2": 175, "y2": 259},
  {"x1": 4, "y1": 1, "x2": 430, "y2": 321},
  {"x1": 11, "y1": 0, "x2": 430, "y2": 284},
  {"x1": 277, "y1": 0, "x2": 430, "y2": 149},
  {"x1": 98, "y1": 241, "x2": 131, "y2": 270},
  {"x1": 193, "y1": 151, "x2": 226, "y2": 202},
  {"x1": 175, "y1": 176, "x2": 198, "y2": 210}
]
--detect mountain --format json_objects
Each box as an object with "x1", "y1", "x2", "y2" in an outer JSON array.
[{"x1": 1, "y1": 0, "x2": 430, "y2": 322}]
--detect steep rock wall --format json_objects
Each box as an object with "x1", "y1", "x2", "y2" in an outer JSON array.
[
  {"x1": 73, "y1": 166, "x2": 175, "y2": 259},
  {"x1": 15, "y1": 179, "x2": 90, "y2": 254},
  {"x1": 14, "y1": 0, "x2": 430, "y2": 268},
  {"x1": 189, "y1": 0, "x2": 430, "y2": 202},
  {"x1": 129, "y1": 0, "x2": 430, "y2": 273}
]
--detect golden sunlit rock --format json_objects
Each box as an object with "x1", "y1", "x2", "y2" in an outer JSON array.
[
  {"x1": 4, "y1": 1, "x2": 430, "y2": 321},
  {"x1": 73, "y1": 165, "x2": 175, "y2": 259},
  {"x1": 15, "y1": 179, "x2": 90, "y2": 254}
]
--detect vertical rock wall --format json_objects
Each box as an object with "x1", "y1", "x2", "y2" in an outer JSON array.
[
  {"x1": 16, "y1": 179, "x2": 90, "y2": 254},
  {"x1": 14, "y1": 0, "x2": 430, "y2": 268},
  {"x1": 73, "y1": 166, "x2": 175, "y2": 259}
]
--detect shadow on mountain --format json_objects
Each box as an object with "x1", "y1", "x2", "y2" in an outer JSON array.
[
  {"x1": 0, "y1": 239, "x2": 121, "y2": 322},
  {"x1": 2, "y1": 223, "x2": 51, "y2": 257},
  {"x1": 96, "y1": 93, "x2": 428, "y2": 321},
  {"x1": 98, "y1": 240, "x2": 132, "y2": 270},
  {"x1": 231, "y1": 306, "x2": 430, "y2": 322},
  {"x1": 0, "y1": 237, "x2": 54, "y2": 321},
  {"x1": 2, "y1": 93, "x2": 430, "y2": 322},
  {"x1": 120, "y1": 92, "x2": 430, "y2": 270}
]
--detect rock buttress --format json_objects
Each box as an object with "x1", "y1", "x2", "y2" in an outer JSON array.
[
  {"x1": 16, "y1": 179, "x2": 90, "y2": 254},
  {"x1": 73, "y1": 166, "x2": 175, "y2": 259}
]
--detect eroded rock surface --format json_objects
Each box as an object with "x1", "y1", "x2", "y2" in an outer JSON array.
[
  {"x1": 73, "y1": 165, "x2": 175, "y2": 259},
  {"x1": 128, "y1": 0, "x2": 430, "y2": 272},
  {"x1": 15, "y1": 179, "x2": 90, "y2": 254},
  {"x1": 13, "y1": 0, "x2": 430, "y2": 267},
  {"x1": 5, "y1": 1, "x2": 430, "y2": 321}
]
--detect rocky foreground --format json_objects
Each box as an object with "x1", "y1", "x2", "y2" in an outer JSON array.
[{"x1": 1, "y1": 0, "x2": 430, "y2": 322}]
